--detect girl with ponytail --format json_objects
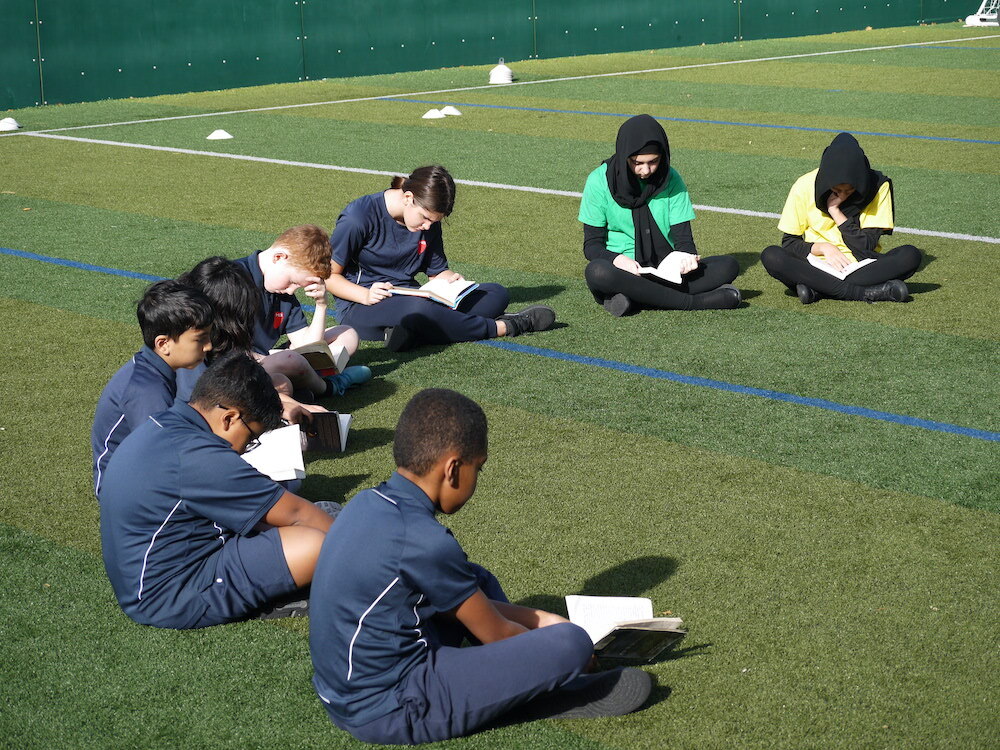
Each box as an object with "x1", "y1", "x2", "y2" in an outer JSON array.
[{"x1": 325, "y1": 166, "x2": 556, "y2": 352}]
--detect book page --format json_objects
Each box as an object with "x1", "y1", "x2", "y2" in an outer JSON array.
[
  {"x1": 807, "y1": 253, "x2": 877, "y2": 279},
  {"x1": 336, "y1": 412, "x2": 352, "y2": 452},
  {"x1": 420, "y1": 277, "x2": 477, "y2": 303},
  {"x1": 615, "y1": 617, "x2": 685, "y2": 631},
  {"x1": 637, "y1": 252, "x2": 687, "y2": 284},
  {"x1": 565, "y1": 595, "x2": 654, "y2": 644},
  {"x1": 241, "y1": 424, "x2": 305, "y2": 481}
]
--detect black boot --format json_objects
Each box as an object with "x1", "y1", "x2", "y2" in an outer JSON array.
[
  {"x1": 499, "y1": 305, "x2": 557, "y2": 336},
  {"x1": 862, "y1": 279, "x2": 908, "y2": 303},
  {"x1": 796, "y1": 283, "x2": 819, "y2": 305}
]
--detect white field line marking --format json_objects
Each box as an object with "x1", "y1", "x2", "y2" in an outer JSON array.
[
  {"x1": 22, "y1": 132, "x2": 1000, "y2": 245},
  {"x1": 3, "y1": 34, "x2": 998, "y2": 137}
]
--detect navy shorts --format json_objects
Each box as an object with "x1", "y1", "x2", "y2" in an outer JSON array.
[{"x1": 192, "y1": 527, "x2": 299, "y2": 628}]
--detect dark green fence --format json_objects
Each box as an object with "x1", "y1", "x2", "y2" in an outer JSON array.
[{"x1": 1, "y1": 0, "x2": 962, "y2": 110}]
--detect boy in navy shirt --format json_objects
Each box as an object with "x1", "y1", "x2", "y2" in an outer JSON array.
[
  {"x1": 91, "y1": 279, "x2": 213, "y2": 495},
  {"x1": 234, "y1": 224, "x2": 371, "y2": 401},
  {"x1": 309, "y1": 389, "x2": 651, "y2": 744},
  {"x1": 99, "y1": 352, "x2": 337, "y2": 629}
]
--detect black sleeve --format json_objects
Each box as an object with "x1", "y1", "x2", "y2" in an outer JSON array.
[
  {"x1": 583, "y1": 224, "x2": 619, "y2": 263},
  {"x1": 781, "y1": 233, "x2": 813, "y2": 260},
  {"x1": 837, "y1": 217, "x2": 886, "y2": 260},
  {"x1": 667, "y1": 220, "x2": 697, "y2": 255}
]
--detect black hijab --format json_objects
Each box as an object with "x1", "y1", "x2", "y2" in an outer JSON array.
[
  {"x1": 604, "y1": 114, "x2": 673, "y2": 267},
  {"x1": 815, "y1": 132, "x2": 891, "y2": 219}
]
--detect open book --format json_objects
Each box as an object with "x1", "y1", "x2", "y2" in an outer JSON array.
[
  {"x1": 637, "y1": 252, "x2": 694, "y2": 285},
  {"x1": 388, "y1": 277, "x2": 480, "y2": 310},
  {"x1": 566, "y1": 595, "x2": 685, "y2": 665},
  {"x1": 807, "y1": 253, "x2": 877, "y2": 280},
  {"x1": 241, "y1": 424, "x2": 305, "y2": 482},
  {"x1": 303, "y1": 411, "x2": 353, "y2": 453},
  {"x1": 290, "y1": 340, "x2": 349, "y2": 376}
]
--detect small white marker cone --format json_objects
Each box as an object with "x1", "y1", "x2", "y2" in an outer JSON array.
[
  {"x1": 440, "y1": 106, "x2": 462, "y2": 116},
  {"x1": 0, "y1": 117, "x2": 22, "y2": 131},
  {"x1": 421, "y1": 109, "x2": 446, "y2": 119},
  {"x1": 206, "y1": 129, "x2": 233, "y2": 140}
]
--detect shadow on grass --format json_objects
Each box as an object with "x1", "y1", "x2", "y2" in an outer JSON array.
[
  {"x1": 506, "y1": 284, "x2": 568, "y2": 305},
  {"x1": 353, "y1": 343, "x2": 449, "y2": 378},
  {"x1": 739, "y1": 288, "x2": 763, "y2": 302},
  {"x1": 301, "y1": 472, "x2": 373, "y2": 502},
  {"x1": 731, "y1": 251, "x2": 761, "y2": 273},
  {"x1": 907, "y1": 282, "x2": 941, "y2": 295},
  {"x1": 517, "y1": 555, "x2": 680, "y2": 615}
]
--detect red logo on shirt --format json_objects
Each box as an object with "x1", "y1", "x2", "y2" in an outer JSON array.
[
  {"x1": 418, "y1": 239, "x2": 427, "y2": 255},
  {"x1": 272, "y1": 311, "x2": 284, "y2": 329}
]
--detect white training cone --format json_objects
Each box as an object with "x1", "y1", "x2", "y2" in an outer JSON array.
[
  {"x1": 439, "y1": 106, "x2": 462, "y2": 116},
  {"x1": 206, "y1": 129, "x2": 233, "y2": 140},
  {"x1": 489, "y1": 58, "x2": 513, "y2": 84},
  {"x1": 0, "y1": 117, "x2": 22, "y2": 131},
  {"x1": 421, "y1": 109, "x2": 446, "y2": 119}
]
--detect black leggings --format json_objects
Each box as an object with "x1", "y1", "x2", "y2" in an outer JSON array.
[
  {"x1": 760, "y1": 245, "x2": 921, "y2": 300},
  {"x1": 584, "y1": 255, "x2": 740, "y2": 311}
]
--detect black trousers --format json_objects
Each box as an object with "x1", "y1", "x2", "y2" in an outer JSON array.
[
  {"x1": 760, "y1": 244, "x2": 922, "y2": 299},
  {"x1": 584, "y1": 255, "x2": 739, "y2": 311}
]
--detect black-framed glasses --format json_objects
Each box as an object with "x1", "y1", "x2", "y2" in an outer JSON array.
[{"x1": 217, "y1": 404, "x2": 262, "y2": 453}]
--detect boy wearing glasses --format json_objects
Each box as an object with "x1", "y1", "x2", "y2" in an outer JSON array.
[{"x1": 98, "y1": 353, "x2": 336, "y2": 629}]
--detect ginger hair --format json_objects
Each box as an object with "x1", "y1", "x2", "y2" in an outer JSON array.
[{"x1": 270, "y1": 224, "x2": 332, "y2": 278}]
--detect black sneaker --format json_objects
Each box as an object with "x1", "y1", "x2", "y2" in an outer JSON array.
[
  {"x1": 499, "y1": 305, "x2": 557, "y2": 336},
  {"x1": 862, "y1": 279, "x2": 908, "y2": 303},
  {"x1": 384, "y1": 324, "x2": 418, "y2": 352},
  {"x1": 602, "y1": 293, "x2": 633, "y2": 318},
  {"x1": 255, "y1": 597, "x2": 309, "y2": 620},
  {"x1": 516, "y1": 667, "x2": 652, "y2": 720}
]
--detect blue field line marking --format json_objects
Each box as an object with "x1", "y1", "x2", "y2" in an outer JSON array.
[
  {"x1": 476, "y1": 339, "x2": 1000, "y2": 443},
  {"x1": 0, "y1": 247, "x2": 162, "y2": 281},
  {"x1": 380, "y1": 98, "x2": 1000, "y2": 146},
  {"x1": 4, "y1": 246, "x2": 998, "y2": 443}
]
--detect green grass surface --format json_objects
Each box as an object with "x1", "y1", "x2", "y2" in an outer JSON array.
[{"x1": 1, "y1": 22, "x2": 998, "y2": 749}]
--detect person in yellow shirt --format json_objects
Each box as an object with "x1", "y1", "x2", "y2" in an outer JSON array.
[{"x1": 760, "y1": 132, "x2": 922, "y2": 304}]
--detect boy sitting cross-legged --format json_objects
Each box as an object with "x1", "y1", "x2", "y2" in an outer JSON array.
[
  {"x1": 99, "y1": 352, "x2": 337, "y2": 629},
  {"x1": 234, "y1": 224, "x2": 371, "y2": 401},
  {"x1": 91, "y1": 279, "x2": 213, "y2": 495},
  {"x1": 309, "y1": 388, "x2": 651, "y2": 745}
]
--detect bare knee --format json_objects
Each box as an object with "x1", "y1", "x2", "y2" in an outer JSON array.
[
  {"x1": 276, "y1": 525, "x2": 326, "y2": 587},
  {"x1": 270, "y1": 373, "x2": 294, "y2": 396},
  {"x1": 325, "y1": 325, "x2": 359, "y2": 355},
  {"x1": 264, "y1": 350, "x2": 312, "y2": 380}
]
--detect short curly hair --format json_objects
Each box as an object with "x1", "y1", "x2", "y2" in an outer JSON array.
[{"x1": 393, "y1": 389, "x2": 487, "y2": 476}]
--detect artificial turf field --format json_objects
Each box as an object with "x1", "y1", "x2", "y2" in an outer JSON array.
[{"x1": 1, "y1": 21, "x2": 998, "y2": 749}]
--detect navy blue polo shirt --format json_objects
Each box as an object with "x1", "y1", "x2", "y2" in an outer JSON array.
[
  {"x1": 174, "y1": 361, "x2": 205, "y2": 403},
  {"x1": 233, "y1": 252, "x2": 308, "y2": 355},
  {"x1": 310, "y1": 472, "x2": 479, "y2": 727},
  {"x1": 330, "y1": 193, "x2": 448, "y2": 319},
  {"x1": 91, "y1": 346, "x2": 177, "y2": 495},
  {"x1": 99, "y1": 401, "x2": 285, "y2": 629}
]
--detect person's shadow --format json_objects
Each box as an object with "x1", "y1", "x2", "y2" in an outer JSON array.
[
  {"x1": 517, "y1": 555, "x2": 679, "y2": 615},
  {"x1": 505, "y1": 284, "x2": 567, "y2": 306},
  {"x1": 517, "y1": 555, "x2": 709, "y2": 666}
]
